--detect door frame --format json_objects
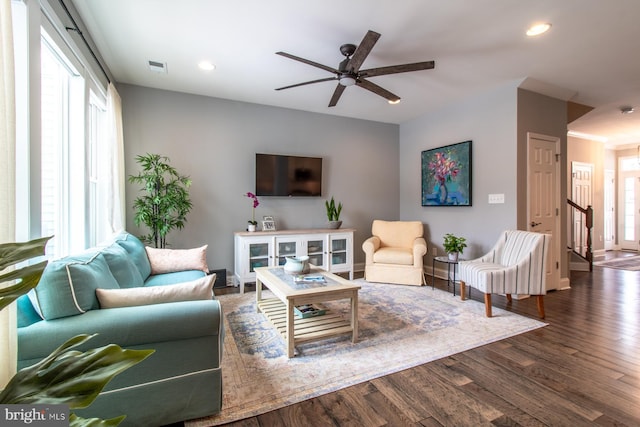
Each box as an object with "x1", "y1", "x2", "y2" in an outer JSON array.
[
  {"x1": 527, "y1": 132, "x2": 561, "y2": 291},
  {"x1": 604, "y1": 169, "x2": 615, "y2": 251},
  {"x1": 618, "y1": 156, "x2": 640, "y2": 251}
]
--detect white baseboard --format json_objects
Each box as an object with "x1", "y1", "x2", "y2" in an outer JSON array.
[
  {"x1": 557, "y1": 277, "x2": 571, "y2": 290},
  {"x1": 592, "y1": 249, "x2": 606, "y2": 259},
  {"x1": 570, "y1": 262, "x2": 591, "y2": 272}
]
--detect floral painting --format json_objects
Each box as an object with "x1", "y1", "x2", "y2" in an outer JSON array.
[{"x1": 421, "y1": 140, "x2": 472, "y2": 206}]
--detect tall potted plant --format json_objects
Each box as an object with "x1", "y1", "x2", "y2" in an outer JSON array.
[{"x1": 129, "y1": 154, "x2": 193, "y2": 248}]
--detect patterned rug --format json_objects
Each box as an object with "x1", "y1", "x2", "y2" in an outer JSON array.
[
  {"x1": 187, "y1": 279, "x2": 546, "y2": 426},
  {"x1": 594, "y1": 255, "x2": 640, "y2": 271}
]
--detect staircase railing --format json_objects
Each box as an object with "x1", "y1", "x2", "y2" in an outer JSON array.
[{"x1": 567, "y1": 199, "x2": 593, "y2": 271}]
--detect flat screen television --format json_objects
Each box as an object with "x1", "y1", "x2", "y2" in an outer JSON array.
[{"x1": 255, "y1": 153, "x2": 322, "y2": 197}]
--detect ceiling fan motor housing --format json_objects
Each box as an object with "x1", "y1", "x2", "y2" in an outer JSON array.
[{"x1": 340, "y1": 43, "x2": 357, "y2": 57}]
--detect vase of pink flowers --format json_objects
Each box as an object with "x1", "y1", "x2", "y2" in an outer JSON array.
[
  {"x1": 246, "y1": 192, "x2": 259, "y2": 231},
  {"x1": 428, "y1": 152, "x2": 460, "y2": 205}
]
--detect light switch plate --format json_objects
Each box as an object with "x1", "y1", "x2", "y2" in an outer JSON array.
[{"x1": 488, "y1": 193, "x2": 505, "y2": 204}]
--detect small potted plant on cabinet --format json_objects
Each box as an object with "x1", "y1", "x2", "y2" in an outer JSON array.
[
  {"x1": 325, "y1": 197, "x2": 343, "y2": 229},
  {"x1": 443, "y1": 233, "x2": 467, "y2": 262}
]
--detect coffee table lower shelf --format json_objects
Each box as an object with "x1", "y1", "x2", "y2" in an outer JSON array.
[{"x1": 257, "y1": 298, "x2": 353, "y2": 348}]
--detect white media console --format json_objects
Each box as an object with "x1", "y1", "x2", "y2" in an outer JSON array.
[{"x1": 233, "y1": 228, "x2": 355, "y2": 293}]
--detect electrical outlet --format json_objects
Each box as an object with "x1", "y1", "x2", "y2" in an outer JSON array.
[{"x1": 432, "y1": 247, "x2": 437, "y2": 256}]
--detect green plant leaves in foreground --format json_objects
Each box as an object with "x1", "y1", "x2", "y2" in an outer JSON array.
[
  {"x1": 0, "y1": 236, "x2": 51, "y2": 311},
  {"x1": 0, "y1": 334, "x2": 154, "y2": 409},
  {"x1": 69, "y1": 413, "x2": 126, "y2": 427}
]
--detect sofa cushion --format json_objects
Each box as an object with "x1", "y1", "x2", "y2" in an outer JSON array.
[
  {"x1": 114, "y1": 233, "x2": 152, "y2": 280},
  {"x1": 145, "y1": 245, "x2": 209, "y2": 275},
  {"x1": 100, "y1": 243, "x2": 145, "y2": 288},
  {"x1": 144, "y1": 270, "x2": 207, "y2": 287},
  {"x1": 35, "y1": 252, "x2": 120, "y2": 320},
  {"x1": 96, "y1": 274, "x2": 215, "y2": 308},
  {"x1": 372, "y1": 247, "x2": 414, "y2": 265},
  {"x1": 16, "y1": 293, "x2": 42, "y2": 327}
]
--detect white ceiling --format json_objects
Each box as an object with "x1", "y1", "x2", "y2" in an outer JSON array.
[{"x1": 71, "y1": 0, "x2": 640, "y2": 148}]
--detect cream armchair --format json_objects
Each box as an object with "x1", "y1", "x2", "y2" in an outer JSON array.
[
  {"x1": 458, "y1": 230, "x2": 551, "y2": 318},
  {"x1": 362, "y1": 220, "x2": 427, "y2": 286}
]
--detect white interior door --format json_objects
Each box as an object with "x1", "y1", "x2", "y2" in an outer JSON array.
[
  {"x1": 604, "y1": 169, "x2": 615, "y2": 250},
  {"x1": 571, "y1": 162, "x2": 593, "y2": 256},
  {"x1": 527, "y1": 133, "x2": 560, "y2": 291}
]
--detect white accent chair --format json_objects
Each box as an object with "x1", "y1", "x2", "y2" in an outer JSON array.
[
  {"x1": 362, "y1": 220, "x2": 427, "y2": 286},
  {"x1": 458, "y1": 230, "x2": 551, "y2": 318}
]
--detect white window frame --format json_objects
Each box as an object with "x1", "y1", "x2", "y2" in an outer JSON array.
[{"x1": 14, "y1": 1, "x2": 111, "y2": 259}]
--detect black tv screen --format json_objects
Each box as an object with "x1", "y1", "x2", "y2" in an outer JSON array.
[{"x1": 255, "y1": 153, "x2": 322, "y2": 197}]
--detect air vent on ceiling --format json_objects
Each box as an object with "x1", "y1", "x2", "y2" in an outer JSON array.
[{"x1": 148, "y1": 60, "x2": 167, "y2": 73}]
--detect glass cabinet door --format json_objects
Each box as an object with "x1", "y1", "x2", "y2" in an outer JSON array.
[
  {"x1": 248, "y1": 241, "x2": 270, "y2": 272},
  {"x1": 306, "y1": 239, "x2": 325, "y2": 268},
  {"x1": 329, "y1": 234, "x2": 351, "y2": 270},
  {"x1": 331, "y1": 238, "x2": 347, "y2": 265},
  {"x1": 276, "y1": 239, "x2": 298, "y2": 266}
]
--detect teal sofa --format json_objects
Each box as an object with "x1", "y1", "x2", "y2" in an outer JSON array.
[{"x1": 16, "y1": 232, "x2": 224, "y2": 426}]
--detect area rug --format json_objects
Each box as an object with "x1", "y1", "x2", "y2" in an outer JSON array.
[
  {"x1": 187, "y1": 279, "x2": 546, "y2": 426},
  {"x1": 594, "y1": 255, "x2": 640, "y2": 271}
]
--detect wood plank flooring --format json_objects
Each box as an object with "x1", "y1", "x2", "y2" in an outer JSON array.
[{"x1": 216, "y1": 261, "x2": 640, "y2": 426}]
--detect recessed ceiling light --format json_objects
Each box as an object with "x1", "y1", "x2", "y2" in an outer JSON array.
[
  {"x1": 621, "y1": 106, "x2": 635, "y2": 114},
  {"x1": 388, "y1": 99, "x2": 401, "y2": 105},
  {"x1": 526, "y1": 23, "x2": 552, "y2": 37},
  {"x1": 198, "y1": 61, "x2": 216, "y2": 71}
]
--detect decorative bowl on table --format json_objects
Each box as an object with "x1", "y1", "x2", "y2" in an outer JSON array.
[{"x1": 284, "y1": 256, "x2": 310, "y2": 274}]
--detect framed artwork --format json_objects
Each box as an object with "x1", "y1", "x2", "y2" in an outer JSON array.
[
  {"x1": 421, "y1": 140, "x2": 472, "y2": 206},
  {"x1": 262, "y1": 220, "x2": 276, "y2": 231}
]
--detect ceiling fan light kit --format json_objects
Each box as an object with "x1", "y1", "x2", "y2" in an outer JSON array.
[
  {"x1": 339, "y1": 76, "x2": 357, "y2": 87},
  {"x1": 275, "y1": 30, "x2": 435, "y2": 107}
]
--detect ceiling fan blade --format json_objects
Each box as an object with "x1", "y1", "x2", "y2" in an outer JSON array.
[
  {"x1": 356, "y1": 78, "x2": 400, "y2": 103},
  {"x1": 276, "y1": 51, "x2": 339, "y2": 74},
  {"x1": 360, "y1": 61, "x2": 435, "y2": 78},
  {"x1": 346, "y1": 30, "x2": 381, "y2": 72},
  {"x1": 275, "y1": 77, "x2": 338, "y2": 91},
  {"x1": 328, "y1": 84, "x2": 346, "y2": 107}
]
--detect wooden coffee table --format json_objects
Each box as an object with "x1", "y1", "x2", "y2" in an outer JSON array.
[{"x1": 255, "y1": 266, "x2": 360, "y2": 358}]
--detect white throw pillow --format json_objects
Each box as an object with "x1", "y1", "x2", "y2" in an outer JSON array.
[
  {"x1": 96, "y1": 274, "x2": 215, "y2": 308},
  {"x1": 145, "y1": 245, "x2": 209, "y2": 275}
]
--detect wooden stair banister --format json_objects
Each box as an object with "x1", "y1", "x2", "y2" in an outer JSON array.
[{"x1": 567, "y1": 199, "x2": 593, "y2": 271}]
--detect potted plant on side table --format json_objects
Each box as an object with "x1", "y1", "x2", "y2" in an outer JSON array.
[
  {"x1": 325, "y1": 197, "x2": 343, "y2": 229},
  {"x1": 443, "y1": 233, "x2": 467, "y2": 262}
]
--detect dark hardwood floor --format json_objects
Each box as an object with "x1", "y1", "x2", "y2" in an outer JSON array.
[{"x1": 217, "y1": 254, "x2": 640, "y2": 426}]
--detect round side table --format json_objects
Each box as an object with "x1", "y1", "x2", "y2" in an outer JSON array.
[{"x1": 432, "y1": 255, "x2": 465, "y2": 296}]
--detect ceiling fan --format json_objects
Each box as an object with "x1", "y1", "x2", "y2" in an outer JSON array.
[{"x1": 275, "y1": 30, "x2": 435, "y2": 107}]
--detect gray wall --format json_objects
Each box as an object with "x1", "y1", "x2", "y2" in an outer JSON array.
[
  {"x1": 517, "y1": 89, "x2": 568, "y2": 280},
  {"x1": 399, "y1": 81, "x2": 519, "y2": 259},
  {"x1": 119, "y1": 84, "x2": 399, "y2": 273}
]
